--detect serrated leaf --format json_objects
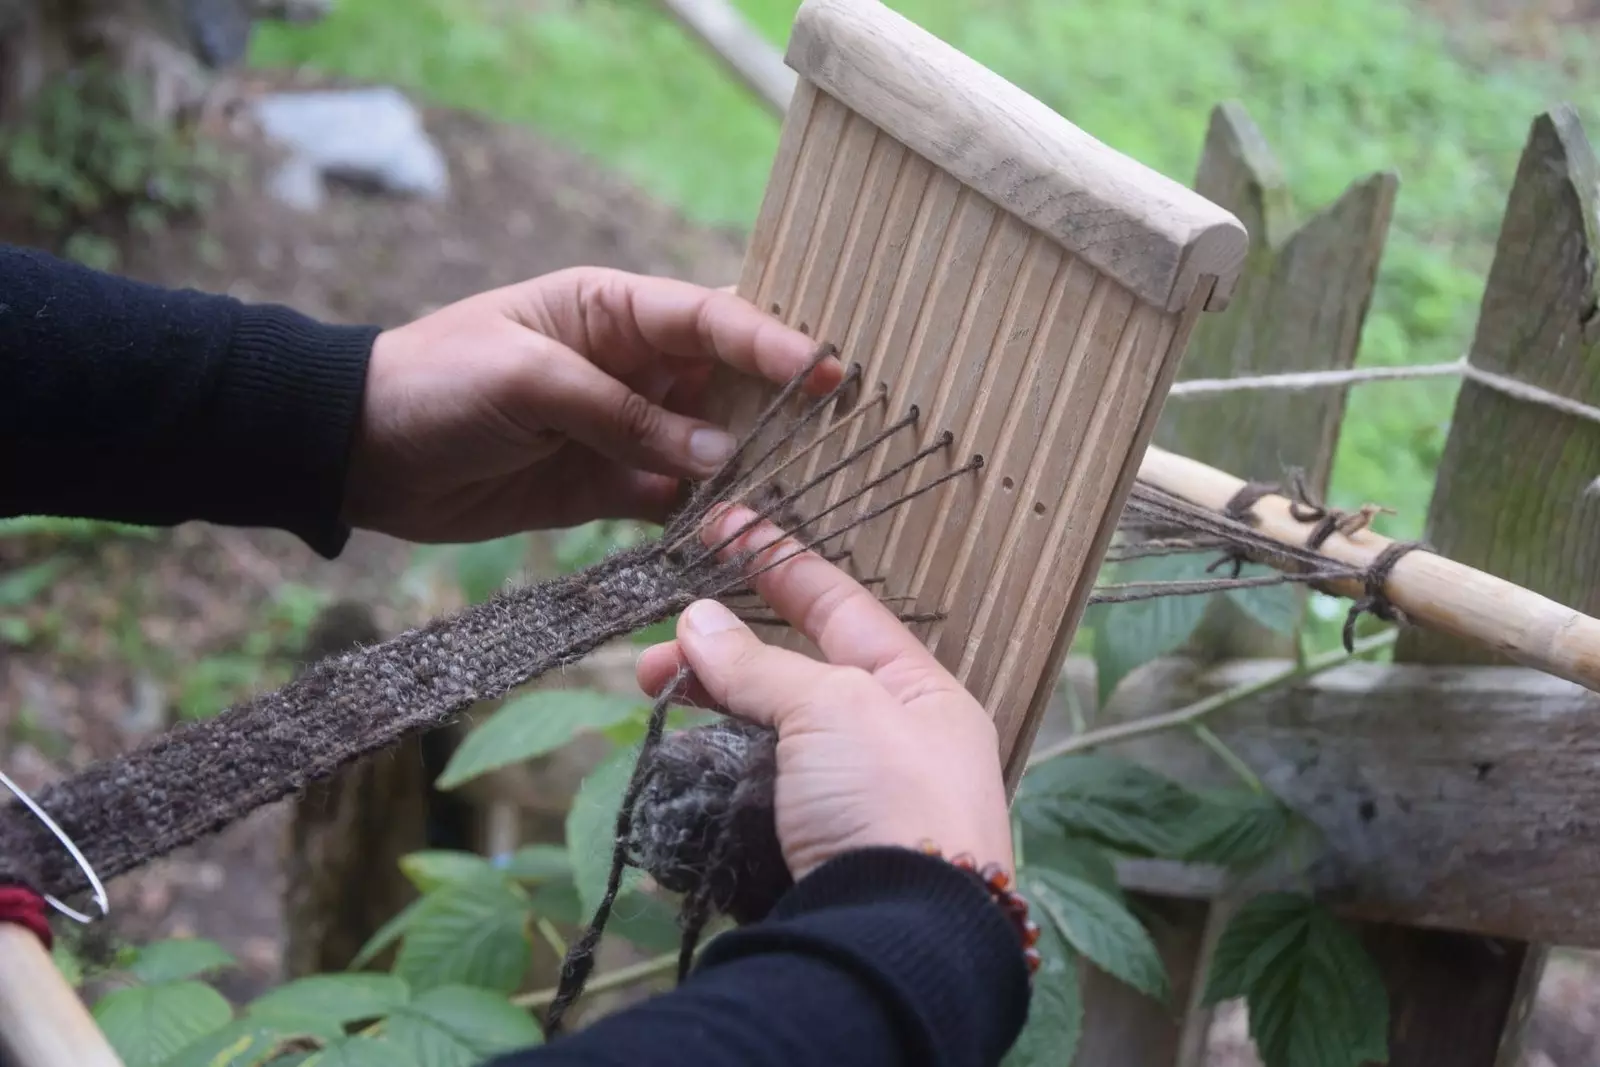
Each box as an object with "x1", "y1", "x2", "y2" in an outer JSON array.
[
  {"x1": 1178, "y1": 790, "x2": 1295, "y2": 870},
  {"x1": 1027, "y1": 868, "x2": 1169, "y2": 1002},
  {"x1": 566, "y1": 745, "x2": 642, "y2": 918},
  {"x1": 1001, "y1": 919, "x2": 1080, "y2": 1067},
  {"x1": 453, "y1": 537, "x2": 527, "y2": 605},
  {"x1": 529, "y1": 878, "x2": 683, "y2": 955},
  {"x1": 301, "y1": 1034, "x2": 417, "y2": 1067},
  {"x1": 378, "y1": 986, "x2": 544, "y2": 1067},
  {"x1": 164, "y1": 1019, "x2": 295, "y2": 1067},
  {"x1": 250, "y1": 974, "x2": 410, "y2": 1030},
  {"x1": 94, "y1": 980, "x2": 234, "y2": 1067},
  {"x1": 126, "y1": 938, "x2": 237, "y2": 984},
  {"x1": 1017, "y1": 823, "x2": 1124, "y2": 903},
  {"x1": 437, "y1": 690, "x2": 645, "y2": 790},
  {"x1": 350, "y1": 897, "x2": 427, "y2": 971},
  {"x1": 1203, "y1": 893, "x2": 1389, "y2": 1067},
  {"x1": 401, "y1": 851, "x2": 501, "y2": 892},
  {"x1": 1016, "y1": 755, "x2": 1198, "y2": 858},
  {"x1": 1090, "y1": 552, "x2": 1215, "y2": 702},
  {"x1": 493, "y1": 845, "x2": 571, "y2": 884},
  {"x1": 1225, "y1": 563, "x2": 1304, "y2": 634},
  {"x1": 394, "y1": 875, "x2": 533, "y2": 995}
]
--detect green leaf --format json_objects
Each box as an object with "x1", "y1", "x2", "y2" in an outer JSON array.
[
  {"x1": 1225, "y1": 563, "x2": 1304, "y2": 634},
  {"x1": 1203, "y1": 893, "x2": 1390, "y2": 1067},
  {"x1": 301, "y1": 1034, "x2": 417, "y2": 1067},
  {"x1": 565, "y1": 745, "x2": 642, "y2": 918},
  {"x1": 394, "y1": 875, "x2": 533, "y2": 995},
  {"x1": 93, "y1": 980, "x2": 234, "y2": 1067},
  {"x1": 250, "y1": 974, "x2": 410, "y2": 1029},
  {"x1": 126, "y1": 938, "x2": 237, "y2": 984},
  {"x1": 379, "y1": 986, "x2": 544, "y2": 1067},
  {"x1": 350, "y1": 897, "x2": 428, "y2": 971},
  {"x1": 0, "y1": 558, "x2": 67, "y2": 607},
  {"x1": 529, "y1": 878, "x2": 683, "y2": 955},
  {"x1": 1178, "y1": 790, "x2": 1295, "y2": 870},
  {"x1": 453, "y1": 537, "x2": 528, "y2": 605},
  {"x1": 1090, "y1": 552, "x2": 1215, "y2": 702},
  {"x1": 1001, "y1": 920, "x2": 1080, "y2": 1067},
  {"x1": 1017, "y1": 823, "x2": 1124, "y2": 903},
  {"x1": 1016, "y1": 755, "x2": 1197, "y2": 858},
  {"x1": 1027, "y1": 868, "x2": 1169, "y2": 1002},
  {"x1": 400, "y1": 851, "x2": 502, "y2": 892},
  {"x1": 493, "y1": 845, "x2": 571, "y2": 884},
  {"x1": 436, "y1": 690, "x2": 645, "y2": 790},
  {"x1": 163, "y1": 1019, "x2": 296, "y2": 1067}
]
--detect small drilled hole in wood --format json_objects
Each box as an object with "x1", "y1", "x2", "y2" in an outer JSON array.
[
  {"x1": 770, "y1": 302, "x2": 782, "y2": 316},
  {"x1": 799, "y1": 322, "x2": 810, "y2": 336},
  {"x1": 1032, "y1": 502, "x2": 1046, "y2": 516},
  {"x1": 1001, "y1": 477, "x2": 1015, "y2": 491}
]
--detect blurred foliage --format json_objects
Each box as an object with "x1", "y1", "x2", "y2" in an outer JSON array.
[{"x1": 252, "y1": 0, "x2": 1600, "y2": 542}]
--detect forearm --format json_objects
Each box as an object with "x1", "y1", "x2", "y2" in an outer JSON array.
[
  {"x1": 493, "y1": 848, "x2": 1031, "y2": 1067},
  {"x1": 0, "y1": 244, "x2": 377, "y2": 556}
]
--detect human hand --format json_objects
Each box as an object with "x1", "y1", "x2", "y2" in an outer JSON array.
[
  {"x1": 635, "y1": 506, "x2": 1015, "y2": 883},
  {"x1": 342, "y1": 269, "x2": 840, "y2": 543}
]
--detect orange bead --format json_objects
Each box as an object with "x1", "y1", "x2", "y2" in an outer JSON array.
[
  {"x1": 1022, "y1": 919, "x2": 1041, "y2": 948},
  {"x1": 1023, "y1": 947, "x2": 1042, "y2": 974},
  {"x1": 951, "y1": 853, "x2": 976, "y2": 872}
]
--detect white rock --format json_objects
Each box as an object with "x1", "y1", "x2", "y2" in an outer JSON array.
[{"x1": 252, "y1": 86, "x2": 450, "y2": 209}]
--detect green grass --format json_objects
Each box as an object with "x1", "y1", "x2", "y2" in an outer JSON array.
[{"x1": 250, "y1": 0, "x2": 1599, "y2": 536}]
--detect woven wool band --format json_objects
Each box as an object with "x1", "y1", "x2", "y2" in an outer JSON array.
[{"x1": 0, "y1": 885, "x2": 52, "y2": 949}]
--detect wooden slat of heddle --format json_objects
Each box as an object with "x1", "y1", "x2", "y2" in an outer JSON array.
[
  {"x1": 1356, "y1": 105, "x2": 1600, "y2": 1067},
  {"x1": 1075, "y1": 102, "x2": 1398, "y2": 1067},
  {"x1": 705, "y1": 0, "x2": 1248, "y2": 788}
]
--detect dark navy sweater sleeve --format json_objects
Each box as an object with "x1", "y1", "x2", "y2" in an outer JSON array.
[
  {"x1": 490, "y1": 848, "x2": 1032, "y2": 1067},
  {"x1": 0, "y1": 244, "x2": 378, "y2": 557}
]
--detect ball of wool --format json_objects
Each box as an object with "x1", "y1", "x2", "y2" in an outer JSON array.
[{"x1": 625, "y1": 719, "x2": 792, "y2": 925}]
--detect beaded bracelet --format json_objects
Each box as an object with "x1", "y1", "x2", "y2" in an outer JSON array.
[{"x1": 916, "y1": 840, "x2": 1041, "y2": 976}]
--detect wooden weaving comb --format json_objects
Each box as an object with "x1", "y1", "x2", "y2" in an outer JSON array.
[{"x1": 705, "y1": 0, "x2": 1249, "y2": 788}]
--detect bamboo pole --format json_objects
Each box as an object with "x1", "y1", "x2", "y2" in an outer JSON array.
[
  {"x1": 1137, "y1": 445, "x2": 1600, "y2": 693},
  {"x1": 0, "y1": 925, "x2": 123, "y2": 1067}
]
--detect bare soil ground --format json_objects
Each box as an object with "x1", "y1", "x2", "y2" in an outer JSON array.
[{"x1": 5, "y1": 56, "x2": 1600, "y2": 1063}]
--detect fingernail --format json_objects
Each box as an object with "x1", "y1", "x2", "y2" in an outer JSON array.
[
  {"x1": 690, "y1": 428, "x2": 736, "y2": 467},
  {"x1": 684, "y1": 599, "x2": 741, "y2": 636}
]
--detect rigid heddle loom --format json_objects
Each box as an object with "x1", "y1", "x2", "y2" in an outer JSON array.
[{"x1": 2, "y1": 1, "x2": 1599, "y2": 1063}]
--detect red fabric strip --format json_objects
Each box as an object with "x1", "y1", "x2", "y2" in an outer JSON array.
[{"x1": 0, "y1": 885, "x2": 52, "y2": 949}]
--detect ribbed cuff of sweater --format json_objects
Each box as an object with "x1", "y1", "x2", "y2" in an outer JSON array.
[
  {"x1": 205, "y1": 304, "x2": 378, "y2": 558},
  {"x1": 697, "y1": 846, "x2": 1032, "y2": 1066}
]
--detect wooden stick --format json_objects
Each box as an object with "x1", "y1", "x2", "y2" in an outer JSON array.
[
  {"x1": 654, "y1": 0, "x2": 796, "y2": 116},
  {"x1": 1137, "y1": 444, "x2": 1600, "y2": 692},
  {"x1": 0, "y1": 926, "x2": 123, "y2": 1067}
]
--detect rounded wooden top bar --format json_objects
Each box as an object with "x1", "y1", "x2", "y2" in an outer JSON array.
[{"x1": 785, "y1": 0, "x2": 1249, "y2": 313}]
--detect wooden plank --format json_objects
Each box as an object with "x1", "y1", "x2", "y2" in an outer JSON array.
[
  {"x1": 1108, "y1": 660, "x2": 1600, "y2": 948},
  {"x1": 1368, "y1": 104, "x2": 1600, "y2": 1067},
  {"x1": 706, "y1": 0, "x2": 1247, "y2": 787},
  {"x1": 1076, "y1": 102, "x2": 1396, "y2": 1067},
  {"x1": 655, "y1": 0, "x2": 796, "y2": 116},
  {"x1": 784, "y1": 0, "x2": 1247, "y2": 312}
]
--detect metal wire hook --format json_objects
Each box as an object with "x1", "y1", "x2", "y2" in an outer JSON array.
[{"x1": 0, "y1": 767, "x2": 108, "y2": 923}]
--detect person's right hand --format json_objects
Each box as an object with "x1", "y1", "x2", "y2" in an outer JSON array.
[{"x1": 635, "y1": 505, "x2": 1015, "y2": 884}]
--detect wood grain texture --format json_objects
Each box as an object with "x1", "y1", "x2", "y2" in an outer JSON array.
[
  {"x1": 710, "y1": 66, "x2": 1240, "y2": 784},
  {"x1": 1077, "y1": 102, "x2": 1396, "y2": 1067},
  {"x1": 1110, "y1": 661, "x2": 1600, "y2": 948},
  {"x1": 1370, "y1": 105, "x2": 1599, "y2": 1067},
  {"x1": 783, "y1": 0, "x2": 1248, "y2": 313},
  {"x1": 0, "y1": 925, "x2": 123, "y2": 1067}
]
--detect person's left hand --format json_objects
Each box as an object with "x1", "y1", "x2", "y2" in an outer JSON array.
[{"x1": 341, "y1": 268, "x2": 838, "y2": 543}]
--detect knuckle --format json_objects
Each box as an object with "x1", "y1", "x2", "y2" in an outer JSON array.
[{"x1": 615, "y1": 389, "x2": 663, "y2": 443}]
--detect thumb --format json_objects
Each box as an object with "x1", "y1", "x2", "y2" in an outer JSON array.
[{"x1": 676, "y1": 600, "x2": 834, "y2": 731}]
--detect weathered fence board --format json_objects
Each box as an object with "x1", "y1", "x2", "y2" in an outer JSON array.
[
  {"x1": 1364, "y1": 106, "x2": 1600, "y2": 1067},
  {"x1": 1076, "y1": 100, "x2": 1396, "y2": 1067}
]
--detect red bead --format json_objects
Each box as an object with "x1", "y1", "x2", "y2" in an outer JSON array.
[
  {"x1": 999, "y1": 893, "x2": 1029, "y2": 920},
  {"x1": 1021, "y1": 919, "x2": 1041, "y2": 948},
  {"x1": 1023, "y1": 947, "x2": 1042, "y2": 974},
  {"x1": 979, "y1": 863, "x2": 1011, "y2": 892},
  {"x1": 951, "y1": 853, "x2": 977, "y2": 872}
]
